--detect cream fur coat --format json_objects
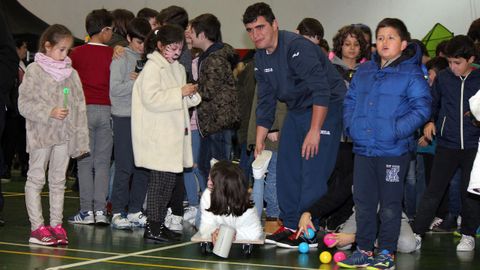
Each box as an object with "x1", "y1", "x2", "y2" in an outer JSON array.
[{"x1": 131, "y1": 51, "x2": 201, "y2": 172}]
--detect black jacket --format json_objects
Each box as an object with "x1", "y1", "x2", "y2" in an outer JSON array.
[{"x1": 0, "y1": 10, "x2": 19, "y2": 106}]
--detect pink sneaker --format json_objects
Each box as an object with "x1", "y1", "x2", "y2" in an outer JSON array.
[
  {"x1": 29, "y1": 226, "x2": 57, "y2": 246},
  {"x1": 48, "y1": 225, "x2": 68, "y2": 245}
]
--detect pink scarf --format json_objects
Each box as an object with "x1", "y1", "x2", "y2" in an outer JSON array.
[{"x1": 35, "y1": 53, "x2": 73, "y2": 82}]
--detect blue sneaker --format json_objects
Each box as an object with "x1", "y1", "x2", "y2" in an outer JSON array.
[
  {"x1": 367, "y1": 250, "x2": 395, "y2": 270},
  {"x1": 337, "y1": 248, "x2": 374, "y2": 268},
  {"x1": 68, "y1": 211, "x2": 94, "y2": 224}
]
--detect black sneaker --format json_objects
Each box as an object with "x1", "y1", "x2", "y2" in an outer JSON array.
[
  {"x1": 144, "y1": 222, "x2": 180, "y2": 243},
  {"x1": 275, "y1": 231, "x2": 318, "y2": 249},
  {"x1": 265, "y1": 226, "x2": 293, "y2": 244},
  {"x1": 366, "y1": 250, "x2": 395, "y2": 270}
]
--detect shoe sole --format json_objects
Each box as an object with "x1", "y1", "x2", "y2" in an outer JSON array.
[
  {"x1": 337, "y1": 262, "x2": 370, "y2": 268},
  {"x1": 29, "y1": 238, "x2": 57, "y2": 246},
  {"x1": 275, "y1": 242, "x2": 318, "y2": 249},
  {"x1": 68, "y1": 220, "x2": 95, "y2": 225}
]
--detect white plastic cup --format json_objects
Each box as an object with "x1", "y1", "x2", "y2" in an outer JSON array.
[{"x1": 213, "y1": 225, "x2": 236, "y2": 258}]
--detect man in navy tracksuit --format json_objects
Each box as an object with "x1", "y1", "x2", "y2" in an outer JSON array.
[
  {"x1": 242, "y1": 3, "x2": 346, "y2": 248},
  {"x1": 413, "y1": 35, "x2": 480, "y2": 252}
]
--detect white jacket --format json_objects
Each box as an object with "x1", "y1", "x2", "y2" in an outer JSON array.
[
  {"x1": 199, "y1": 189, "x2": 262, "y2": 241},
  {"x1": 131, "y1": 51, "x2": 201, "y2": 172},
  {"x1": 468, "y1": 90, "x2": 480, "y2": 195}
]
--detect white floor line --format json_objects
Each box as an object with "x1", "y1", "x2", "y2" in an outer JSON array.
[{"x1": 45, "y1": 241, "x2": 195, "y2": 270}]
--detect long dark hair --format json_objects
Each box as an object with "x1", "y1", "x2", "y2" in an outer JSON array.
[
  {"x1": 207, "y1": 161, "x2": 253, "y2": 217},
  {"x1": 143, "y1": 24, "x2": 184, "y2": 58}
]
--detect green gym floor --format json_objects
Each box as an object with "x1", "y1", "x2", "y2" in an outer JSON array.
[{"x1": 1, "y1": 171, "x2": 479, "y2": 270}]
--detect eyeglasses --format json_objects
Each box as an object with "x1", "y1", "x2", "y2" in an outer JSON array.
[{"x1": 102, "y1": 26, "x2": 113, "y2": 32}]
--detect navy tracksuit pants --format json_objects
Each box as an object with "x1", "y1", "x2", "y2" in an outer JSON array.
[
  {"x1": 353, "y1": 153, "x2": 410, "y2": 252},
  {"x1": 277, "y1": 103, "x2": 342, "y2": 229}
]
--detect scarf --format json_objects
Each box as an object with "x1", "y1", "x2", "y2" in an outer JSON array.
[{"x1": 35, "y1": 53, "x2": 73, "y2": 82}]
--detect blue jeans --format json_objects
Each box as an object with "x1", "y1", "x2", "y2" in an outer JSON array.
[
  {"x1": 251, "y1": 151, "x2": 279, "y2": 218},
  {"x1": 198, "y1": 129, "x2": 234, "y2": 179},
  {"x1": 184, "y1": 130, "x2": 206, "y2": 206},
  {"x1": 404, "y1": 158, "x2": 417, "y2": 219}
]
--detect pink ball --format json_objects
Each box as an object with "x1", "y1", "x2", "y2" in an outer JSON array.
[
  {"x1": 333, "y1": 251, "x2": 347, "y2": 263},
  {"x1": 323, "y1": 233, "x2": 336, "y2": 247}
]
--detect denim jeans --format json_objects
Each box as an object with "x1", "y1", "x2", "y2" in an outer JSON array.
[
  {"x1": 198, "y1": 129, "x2": 234, "y2": 179},
  {"x1": 184, "y1": 130, "x2": 206, "y2": 206},
  {"x1": 251, "y1": 151, "x2": 279, "y2": 218},
  {"x1": 404, "y1": 158, "x2": 417, "y2": 219}
]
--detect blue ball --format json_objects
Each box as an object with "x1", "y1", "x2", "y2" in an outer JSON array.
[
  {"x1": 304, "y1": 228, "x2": 315, "y2": 239},
  {"x1": 298, "y1": 242, "x2": 309, "y2": 253}
]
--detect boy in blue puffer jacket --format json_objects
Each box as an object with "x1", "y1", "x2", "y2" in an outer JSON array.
[
  {"x1": 339, "y1": 18, "x2": 431, "y2": 269},
  {"x1": 412, "y1": 35, "x2": 480, "y2": 252}
]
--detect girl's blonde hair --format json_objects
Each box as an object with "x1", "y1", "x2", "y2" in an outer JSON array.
[{"x1": 38, "y1": 24, "x2": 73, "y2": 53}]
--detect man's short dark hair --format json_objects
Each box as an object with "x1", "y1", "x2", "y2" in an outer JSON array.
[
  {"x1": 191, "y1": 13, "x2": 222, "y2": 43},
  {"x1": 375, "y1": 18, "x2": 411, "y2": 42},
  {"x1": 137, "y1": 8, "x2": 159, "y2": 20},
  {"x1": 444, "y1": 35, "x2": 476, "y2": 59},
  {"x1": 242, "y1": 2, "x2": 275, "y2": 25},
  {"x1": 297, "y1": 18, "x2": 324, "y2": 39},
  {"x1": 85, "y1": 9, "x2": 113, "y2": 37},
  {"x1": 157, "y1": 6, "x2": 188, "y2": 30},
  {"x1": 127, "y1": 18, "x2": 151, "y2": 41}
]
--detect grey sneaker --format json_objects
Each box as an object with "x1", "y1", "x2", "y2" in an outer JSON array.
[
  {"x1": 95, "y1": 210, "x2": 110, "y2": 225},
  {"x1": 111, "y1": 213, "x2": 131, "y2": 230},
  {"x1": 127, "y1": 211, "x2": 147, "y2": 228},
  {"x1": 68, "y1": 211, "x2": 94, "y2": 225},
  {"x1": 457, "y1": 234, "x2": 475, "y2": 251}
]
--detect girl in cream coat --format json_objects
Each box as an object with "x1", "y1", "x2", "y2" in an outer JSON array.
[
  {"x1": 468, "y1": 90, "x2": 480, "y2": 195},
  {"x1": 131, "y1": 25, "x2": 200, "y2": 242}
]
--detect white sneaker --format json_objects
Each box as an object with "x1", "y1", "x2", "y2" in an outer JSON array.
[
  {"x1": 183, "y1": 206, "x2": 198, "y2": 226},
  {"x1": 210, "y1": 158, "x2": 219, "y2": 168},
  {"x1": 127, "y1": 211, "x2": 147, "y2": 228},
  {"x1": 164, "y1": 207, "x2": 173, "y2": 228},
  {"x1": 457, "y1": 234, "x2": 475, "y2": 251},
  {"x1": 414, "y1": 233, "x2": 422, "y2": 251},
  {"x1": 167, "y1": 215, "x2": 183, "y2": 231},
  {"x1": 429, "y1": 217, "x2": 443, "y2": 230},
  {"x1": 111, "y1": 213, "x2": 131, "y2": 230},
  {"x1": 95, "y1": 210, "x2": 110, "y2": 225},
  {"x1": 252, "y1": 150, "x2": 272, "y2": 179}
]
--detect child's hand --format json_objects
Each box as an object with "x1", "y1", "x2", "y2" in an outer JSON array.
[
  {"x1": 182, "y1": 83, "x2": 197, "y2": 97},
  {"x1": 129, "y1": 72, "x2": 139, "y2": 80},
  {"x1": 329, "y1": 233, "x2": 355, "y2": 248},
  {"x1": 267, "y1": 132, "x2": 278, "y2": 142},
  {"x1": 211, "y1": 228, "x2": 220, "y2": 245},
  {"x1": 423, "y1": 122, "x2": 436, "y2": 141},
  {"x1": 50, "y1": 107, "x2": 69, "y2": 120},
  {"x1": 296, "y1": 212, "x2": 315, "y2": 239},
  {"x1": 417, "y1": 136, "x2": 430, "y2": 147},
  {"x1": 112, "y1": 45, "x2": 125, "y2": 59}
]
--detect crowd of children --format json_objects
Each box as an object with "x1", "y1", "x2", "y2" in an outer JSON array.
[{"x1": 0, "y1": 2, "x2": 480, "y2": 270}]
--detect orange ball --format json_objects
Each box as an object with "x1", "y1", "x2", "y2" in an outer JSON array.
[{"x1": 319, "y1": 251, "x2": 332, "y2": 264}]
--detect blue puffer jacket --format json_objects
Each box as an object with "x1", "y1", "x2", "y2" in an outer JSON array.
[
  {"x1": 431, "y1": 67, "x2": 480, "y2": 150},
  {"x1": 343, "y1": 43, "x2": 432, "y2": 157}
]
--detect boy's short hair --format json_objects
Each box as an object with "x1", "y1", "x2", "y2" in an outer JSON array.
[
  {"x1": 444, "y1": 35, "x2": 476, "y2": 59},
  {"x1": 157, "y1": 6, "x2": 188, "y2": 30},
  {"x1": 435, "y1": 40, "x2": 449, "y2": 57},
  {"x1": 297, "y1": 18, "x2": 324, "y2": 40},
  {"x1": 426, "y1": 56, "x2": 448, "y2": 72},
  {"x1": 85, "y1": 9, "x2": 113, "y2": 37},
  {"x1": 111, "y1": 9, "x2": 135, "y2": 38},
  {"x1": 242, "y1": 2, "x2": 275, "y2": 25},
  {"x1": 137, "y1": 8, "x2": 159, "y2": 20},
  {"x1": 191, "y1": 14, "x2": 222, "y2": 43},
  {"x1": 375, "y1": 18, "x2": 411, "y2": 42},
  {"x1": 127, "y1": 18, "x2": 151, "y2": 41}
]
